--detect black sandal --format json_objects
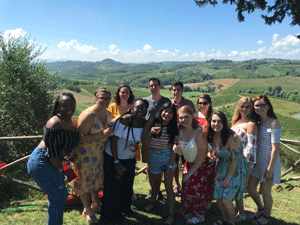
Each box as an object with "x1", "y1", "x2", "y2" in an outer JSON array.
[
  {"x1": 164, "y1": 214, "x2": 174, "y2": 225},
  {"x1": 253, "y1": 215, "x2": 271, "y2": 225},
  {"x1": 213, "y1": 219, "x2": 227, "y2": 225},
  {"x1": 251, "y1": 207, "x2": 265, "y2": 220},
  {"x1": 143, "y1": 202, "x2": 156, "y2": 213}
]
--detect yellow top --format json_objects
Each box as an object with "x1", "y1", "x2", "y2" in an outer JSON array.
[{"x1": 107, "y1": 102, "x2": 133, "y2": 119}]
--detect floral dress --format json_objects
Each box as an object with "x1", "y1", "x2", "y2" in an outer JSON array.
[
  {"x1": 212, "y1": 142, "x2": 248, "y2": 200},
  {"x1": 70, "y1": 108, "x2": 111, "y2": 195},
  {"x1": 232, "y1": 125, "x2": 257, "y2": 165}
]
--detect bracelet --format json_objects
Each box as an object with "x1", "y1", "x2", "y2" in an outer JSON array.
[
  {"x1": 188, "y1": 170, "x2": 193, "y2": 175},
  {"x1": 114, "y1": 159, "x2": 120, "y2": 164},
  {"x1": 169, "y1": 164, "x2": 177, "y2": 169},
  {"x1": 59, "y1": 168, "x2": 64, "y2": 173},
  {"x1": 226, "y1": 175, "x2": 232, "y2": 179}
]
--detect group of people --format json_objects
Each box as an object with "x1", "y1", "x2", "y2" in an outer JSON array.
[{"x1": 27, "y1": 77, "x2": 281, "y2": 225}]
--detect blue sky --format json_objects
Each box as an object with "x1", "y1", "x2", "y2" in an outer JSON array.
[{"x1": 1, "y1": 0, "x2": 300, "y2": 62}]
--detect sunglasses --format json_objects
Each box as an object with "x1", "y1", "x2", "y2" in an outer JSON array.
[
  {"x1": 198, "y1": 102, "x2": 209, "y2": 106},
  {"x1": 97, "y1": 96, "x2": 111, "y2": 101},
  {"x1": 254, "y1": 104, "x2": 267, "y2": 108},
  {"x1": 134, "y1": 105, "x2": 147, "y2": 111}
]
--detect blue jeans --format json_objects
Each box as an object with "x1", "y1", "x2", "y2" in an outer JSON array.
[
  {"x1": 149, "y1": 147, "x2": 171, "y2": 174},
  {"x1": 27, "y1": 147, "x2": 68, "y2": 225}
]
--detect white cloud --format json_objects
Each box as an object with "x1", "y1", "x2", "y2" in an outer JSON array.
[
  {"x1": 3, "y1": 28, "x2": 27, "y2": 43},
  {"x1": 57, "y1": 39, "x2": 98, "y2": 54},
  {"x1": 258, "y1": 40, "x2": 264, "y2": 45},
  {"x1": 37, "y1": 33, "x2": 300, "y2": 62},
  {"x1": 228, "y1": 50, "x2": 239, "y2": 57}
]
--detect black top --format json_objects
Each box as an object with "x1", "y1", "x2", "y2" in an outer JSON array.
[{"x1": 43, "y1": 127, "x2": 79, "y2": 158}]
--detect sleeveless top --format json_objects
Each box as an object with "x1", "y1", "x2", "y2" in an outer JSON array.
[
  {"x1": 43, "y1": 127, "x2": 79, "y2": 158},
  {"x1": 149, "y1": 126, "x2": 170, "y2": 150},
  {"x1": 179, "y1": 128, "x2": 202, "y2": 163}
]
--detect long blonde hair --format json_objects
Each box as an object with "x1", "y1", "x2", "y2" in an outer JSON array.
[{"x1": 231, "y1": 97, "x2": 254, "y2": 125}]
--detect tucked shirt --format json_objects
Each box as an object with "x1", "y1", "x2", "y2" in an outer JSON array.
[{"x1": 171, "y1": 97, "x2": 196, "y2": 113}]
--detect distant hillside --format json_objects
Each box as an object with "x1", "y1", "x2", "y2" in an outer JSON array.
[{"x1": 47, "y1": 59, "x2": 300, "y2": 88}]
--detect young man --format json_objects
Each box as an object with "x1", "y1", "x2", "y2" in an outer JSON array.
[
  {"x1": 170, "y1": 81, "x2": 196, "y2": 194},
  {"x1": 144, "y1": 77, "x2": 171, "y2": 120},
  {"x1": 142, "y1": 77, "x2": 170, "y2": 202}
]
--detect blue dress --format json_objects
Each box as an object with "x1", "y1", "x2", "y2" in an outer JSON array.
[{"x1": 212, "y1": 142, "x2": 248, "y2": 200}]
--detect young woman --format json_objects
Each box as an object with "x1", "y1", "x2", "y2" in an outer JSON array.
[
  {"x1": 195, "y1": 93, "x2": 215, "y2": 211},
  {"x1": 248, "y1": 95, "x2": 282, "y2": 225},
  {"x1": 231, "y1": 97, "x2": 258, "y2": 223},
  {"x1": 108, "y1": 84, "x2": 135, "y2": 119},
  {"x1": 173, "y1": 106, "x2": 210, "y2": 224},
  {"x1": 27, "y1": 93, "x2": 79, "y2": 225},
  {"x1": 100, "y1": 99, "x2": 149, "y2": 225},
  {"x1": 142, "y1": 102, "x2": 178, "y2": 225},
  {"x1": 207, "y1": 111, "x2": 248, "y2": 225},
  {"x1": 195, "y1": 94, "x2": 213, "y2": 127},
  {"x1": 108, "y1": 84, "x2": 139, "y2": 201},
  {"x1": 70, "y1": 87, "x2": 113, "y2": 223}
]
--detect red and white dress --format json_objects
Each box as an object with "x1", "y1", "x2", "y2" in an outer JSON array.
[{"x1": 178, "y1": 128, "x2": 216, "y2": 218}]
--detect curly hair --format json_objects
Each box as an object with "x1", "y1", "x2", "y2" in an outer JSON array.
[{"x1": 112, "y1": 84, "x2": 134, "y2": 105}]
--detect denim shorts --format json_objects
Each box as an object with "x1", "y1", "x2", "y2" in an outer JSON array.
[{"x1": 149, "y1": 147, "x2": 171, "y2": 174}]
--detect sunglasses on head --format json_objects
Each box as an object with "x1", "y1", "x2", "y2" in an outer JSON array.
[
  {"x1": 198, "y1": 102, "x2": 208, "y2": 106},
  {"x1": 134, "y1": 105, "x2": 147, "y2": 111}
]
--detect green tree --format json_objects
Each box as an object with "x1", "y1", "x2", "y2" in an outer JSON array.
[
  {"x1": 0, "y1": 33, "x2": 59, "y2": 163},
  {"x1": 194, "y1": 0, "x2": 300, "y2": 30}
]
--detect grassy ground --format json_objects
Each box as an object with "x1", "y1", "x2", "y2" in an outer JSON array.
[{"x1": 1, "y1": 163, "x2": 299, "y2": 224}]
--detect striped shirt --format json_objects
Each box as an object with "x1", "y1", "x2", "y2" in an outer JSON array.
[
  {"x1": 149, "y1": 127, "x2": 170, "y2": 150},
  {"x1": 43, "y1": 127, "x2": 79, "y2": 158}
]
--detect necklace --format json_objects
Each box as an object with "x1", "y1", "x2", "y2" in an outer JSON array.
[{"x1": 182, "y1": 128, "x2": 194, "y2": 142}]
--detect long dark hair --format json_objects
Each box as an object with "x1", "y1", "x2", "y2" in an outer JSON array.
[
  {"x1": 116, "y1": 98, "x2": 149, "y2": 148},
  {"x1": 197, "y1": 94, "x2": 213, "y2": 121},
  {"x1": 253, "y1": 95, "x2": 277, "y2": 121},
  {"x1": 51, "y1": 92, "x2": 76, "y2": 118},
  {"x1": 112, "y1": 84, "x2": 134, "y2": 105},
  {"x1": 152, "y1": 102, "x2": 178, "y2": 145},
  {"x1": 207, "y1": 111, "x2": 235, "y2": 147}
]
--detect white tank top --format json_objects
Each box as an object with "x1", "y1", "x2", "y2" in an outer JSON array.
[{"x1": 179, "y1": 128, "x2": 201, "y2": 163}]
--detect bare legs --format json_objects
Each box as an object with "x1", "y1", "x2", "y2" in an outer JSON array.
[
  {"x1": 80, "y1": 191, "x2": 100, "y2": 223},
  {"x1": 174, "y1": 160, "x2": 181, "y2": 193},
  {"x1": 144, "y1": 170, "x2": 175, "y2": 224},
  {"x1": 216, "y1": 198, "x2": 236, "y2": 224},
  {"x1": 248, "y1": 175, "x2": 273, "y2": 223}
]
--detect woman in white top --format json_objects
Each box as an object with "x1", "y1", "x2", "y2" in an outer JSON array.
[
  {"x1": 173, "y1": 106, "x2": 210, "y2": 224},
  {"x1": 231, "y1": 97, "x2": 258, "y2": 223},
  {"x1": 248, "y1": 95, "x2": 282, "y2": 225},
  {"x1": 100, "y1": 99, "x2": 149, "y2": 224},
  {"x1": 142, "y1": 102, "x2": 178, "y2": 225}
]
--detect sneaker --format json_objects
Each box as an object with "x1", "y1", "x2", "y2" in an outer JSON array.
[{"x1": 146, "y1": 189, "x2": 152, "y2": 200}]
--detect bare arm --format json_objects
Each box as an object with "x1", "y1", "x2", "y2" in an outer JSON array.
[
  {"x1": 265, "y1": 119, "x2": 281, "y2": 182},
  {"x1": 221, "y1": 136, "x2": 240, "y2": 187},
  {"x1": 78, "y1": 110, "x2": 112, "y2": 143}
]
